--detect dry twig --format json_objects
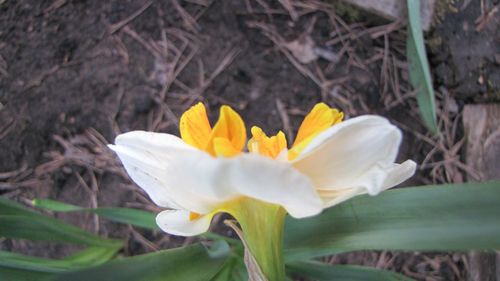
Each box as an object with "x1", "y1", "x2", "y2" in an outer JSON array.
[{"x1": 109, "y1": 0, "x2": 154, "y2": 34}]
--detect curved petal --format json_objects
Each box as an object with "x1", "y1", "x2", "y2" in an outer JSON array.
[
  {"x1": 317, "y1": 160, "x2": 416, "y2": 207},
  {"x1": 225, "y1": 154, "x2": 322, "y2": 218},
  {"x1": 213, "y1": 137, "x2": 241, "y2": 157},
  {"x1": 207, "y1": 105, "x2": 247, "y2": 156},
  {"x1": 289, "y1": 103, "x2": 343, "y2": 160},
  {"x1": 156, "y1": 209, "x2": 213, "y2": 236},
  {"x1": 317, "y1": 187, "x2": 365, "y2": 208},
  {"x1": 115, "y1": 130, "x2": 194, "y2": 151},
  {"x1": 180, "y1": 102, "x2": 212, "y2": 150},
  {"x1": 160, "y1": 151, "x2": 323, "y2": 218},
  {"x1": 109, "y1": 131, "x2": 224, "y2": 213},
  {"x1": 109, "y1": 131, "x2": 194, "y2": 209},
  {"x1": 111, "y1": 130, "x2": 322, "y2": 217},
  {"x1": 247, "y1": 126, "x2": 287, "y2": 159},
  {"x1": 292, "y1": 116, "x2": 404, "y2": 190},
  {"x1": 110, "y1": 145, "x2": 180, "y2": 209},
  {"x1": 380, "y1": 160, "x2": 417, "y2": 191},
  {"x1": 109, "y1": 131, "x2": 221, "y2": 212},
  {"x1": 293, "y1": 103, "x2": 343, "y2": 146}
]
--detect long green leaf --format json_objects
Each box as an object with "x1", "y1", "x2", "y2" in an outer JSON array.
[
  {"x1": 288, "y1": 261, "x2": 414, "y2": 281},
  {"x1": 0, "y1": 197, "x2": 42, "y2": 216},
  {"x1": 0, "y1": 247, "x2": 118, "y2": 281},
  {"x1": 209, "y1": 256, "x2": 247, "y2": 281},
  {"x1": 0, "y1": 198, "x2": 121, "y2": 248},
  {"x1": 407, "y1": 0, "x2": 438, "y2": 133},
  {"x1": 64, "y1": 246, "x2": 120, "y2": 265},
  {"x1": 0, "y1": 266, "x2": 54, "y2": 281},
  {"x1": 0, "y1": 247, "x2": 119, "y2": 273},
  {"x1": 53, "y1": 243, "x2": 228, "y2": 281},
  {"x1": 0, "y1": 215, "x2": 121, "y2": 248},
  {"x1": 32, "y1": 199, "x2": 158, "y2": 230},
  {"x1": 284, "y1": 182, "x2": 500, "y2": 260}
]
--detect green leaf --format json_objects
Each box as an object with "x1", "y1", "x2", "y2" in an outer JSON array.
[
  {"x1": 0, "y1": 215, "x2": 121, "y2": 248},
  {"x1": 0, "y1": 266, "x2": 54, "y2": 281},
  {"x1": 287, "y1": 261, "x2": 414, "y2": 281},
  {"x1": 407, "y1": 0, "x2": 438, "y2": 134},
  {"x1": 0, "y1": 247, "x2": 119, "y2": 273},
  {"x1": 0, "y1": 247, "x2": 118, "y2": 281},
  {"x1": 53, "y1": 243, "x2": 228, "y2": 281},
  {"x1": 206, "y1": 240, "x2": 231, "y2": 259},
  {"x1": 0, "y1": 197, "x2": 42, "y2": 216},
  {"x1": 0, "y1": 198, "x2": 121, "y2": 280},
  {"x1": 0, "y1": 198, "x2": 121, "y2": 248},
  {"x1": 63, "y1": 246, "x2": 119, "y2": 265},
  {"x1": 31, "y1": 199, "x2": 83, "y2": 212},
  {"x1": 284, "y1": 182, "x2": 500, "y2": 260},
  {"x1": 209, "y1": 256, "x2": 247, "y2": 281},
  {"x1": 32, "y1": 199, "x2": 158, "y2": 230}
]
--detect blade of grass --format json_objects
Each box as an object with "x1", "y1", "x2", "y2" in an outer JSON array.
[
  {"x1": 32, "y1": 199, "x2": 157, "y2": 230},
  {"x1": 407, "y1": 0, "x2": 438, "y2": 134}
]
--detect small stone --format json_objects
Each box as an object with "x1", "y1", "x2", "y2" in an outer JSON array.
[
  {"x1": 478, "y1": 75, "x2": 484, "y2": 85},
  {"x1": 285, "y1": 35, "x2": 318, "y2": 64}
]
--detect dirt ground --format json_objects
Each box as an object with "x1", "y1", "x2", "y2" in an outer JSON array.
[{"x1": 1, "y1": 0, "x2": 499, "y2": 280}]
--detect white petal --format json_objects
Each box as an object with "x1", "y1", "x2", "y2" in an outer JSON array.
[
  {"x1": 226, "y1": 154, "x2": 323, "y2": 218},
  {"x1": 380, "y1": 160, "x2": 417, "y2": 191},
  {"x1": 317, "y1": 187, "x2": 365, "y2": 208},
  {"x1": 109, "y1": 131, "x2": 220, "y2": 212},
  {"x1": 111, "y1": 131, "x2": 323, "y2": 218},
  {"x1": 318, "y1": 160, "x2": 416, "y2": 208},
  {"x1": 109, "y1": 144, "x2": 182, "y2": 209},
  {"x1": 292, "y1": 115, "x2": 403, "y2": 190},
  {"x1": 160, "y1": 152, "x2": 323, "y2": 218},
  {"x1": 329, "y1": 161, "x2": 415, "y2": 196},
  {"x1": 156, "y1": 210, "x2": 212, "y2": 236},
  {"x1": 115, "y1": 130, "x2": 193, "y2": 151}
]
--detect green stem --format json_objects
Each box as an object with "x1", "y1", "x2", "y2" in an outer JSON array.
[{"x1": 228, "y1": 198, "x2": 287, "y2": 281}]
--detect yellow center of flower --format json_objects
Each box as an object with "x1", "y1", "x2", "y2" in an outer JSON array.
[
  {"x1": 248, "y1": 103, "x2": 343, "y2": 160},
  {"x1": 247, "y1": 127, "x2": 287, "y2": 159},
  {"x1": 180, "y1": 102, "x2": 343, "y2": 220},
  {"x1": 180, "y1": 102, "x2": 246, "y2": 157},
  {"x1": 287, "y1": 103, "x2": 343, "y2": 160},
  {"x1": 180, "y1": 102, "x2": 343, "y2": 160}
]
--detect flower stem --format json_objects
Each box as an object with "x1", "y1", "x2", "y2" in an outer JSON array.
[{"x1": 228, "y1": 198, "x2": 287, "y2": 281}]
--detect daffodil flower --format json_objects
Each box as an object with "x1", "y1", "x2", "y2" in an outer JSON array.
[{"x1": 109, "y1": 102, "x2": 415, "y2": 281}]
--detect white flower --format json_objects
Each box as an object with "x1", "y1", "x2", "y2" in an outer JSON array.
[{"x1": 109, "y1": 103, "x2": 416, "y2": 236}]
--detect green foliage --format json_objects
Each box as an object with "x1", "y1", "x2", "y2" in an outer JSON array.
[
  {"x1": 0, "y1": 248, "x2": 119, "y2": 273},
  {"x1": 0, "y1": 198, "x2": 121, "y2": 281},
  {"x1": 407, "y1": 0, "x2": 438, "y2": 134},
  {"x1": 32, "y1": 199, "x2": 158, "y2": 230},
  {"x1": 0, "y1": 197, "x2": 237, "y2": 281},
  {"x1": 288, "y1": 261, "x2": 414, "y2": 281},
  {"x1": 0, "y1": 267, "x2": 54, "y2": 281},
  {"x1": 0, "y1": 198, "x2": 121, "y2": 248},
  {"x1": 209, "y1": 255, "x2": 247, "y2": 281},
  {"x1": 284, "y1": 181, "x2": 500, "y2": 261},
  {"x1": 3, "y1": 180, "x2": 500, "y2": 281},
  {"x1": 53, "y1": 244, "x2": 228, "y2": 281}
]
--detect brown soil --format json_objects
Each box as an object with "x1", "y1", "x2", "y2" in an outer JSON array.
[{"x1": 1, "y1": 0, "x2": 498, "y2": 280}]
